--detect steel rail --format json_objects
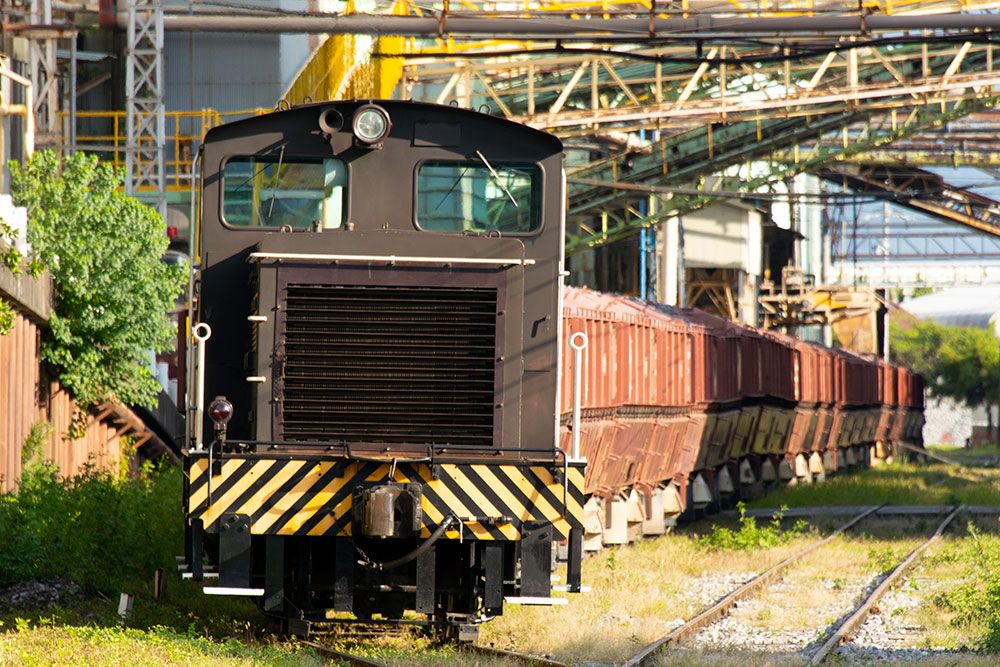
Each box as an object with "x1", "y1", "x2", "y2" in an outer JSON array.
[
  {"x1": 807, "y1": 505, "x2": 963, "y2": 665},
  {"x1": 301, "y1": 640, "x2": 388, "y2": 667},
  {"x1": 466, "y1": 643, "x2": 570, "y2": 666},
  {"x1": 622, "y1": 504, "x2": 884, "y2": 666},
  {"x1": 896, "y1": 442, "x2": 958, "y2": 466}
]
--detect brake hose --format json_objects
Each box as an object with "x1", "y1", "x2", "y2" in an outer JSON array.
[{"x1": 361, "y1": 514, "x2": 458, "y2": 572}]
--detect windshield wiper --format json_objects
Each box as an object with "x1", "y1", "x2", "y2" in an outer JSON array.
[
  {"x1": 434, "y1": 167, "x2": 469, "y2": 212},
  {"x1": 266, "y1": 145, "x2": 285, "y2": 221},
  {"x1": 233, "y1": 142, "x2": 287, "y2": 193},
  {"x1": 476, "y1": 150, "x2": 518, "y2": 208}
]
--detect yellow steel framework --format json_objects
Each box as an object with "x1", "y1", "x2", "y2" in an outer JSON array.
[
  {"x1": 60, "y1": 0, "x2": 1000, "y2": 218},
  {"x1": 61, "y1": 108, "x2": 270, "y2": 192},
  {"x1": 398, "y1": 41, "x2": 1000, "y2": 136},
  {"x1": 283, "y1": 0, "x2": 411, "y2": 106}
]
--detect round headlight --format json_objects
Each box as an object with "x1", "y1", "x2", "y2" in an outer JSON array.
[{"x1": 352, "y1": 104, "x2": 391, "y2": 145}]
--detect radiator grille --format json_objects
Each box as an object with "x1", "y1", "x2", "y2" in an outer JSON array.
[{"x1": 280, "y1": 284, "x2": 498, "y2": 446}]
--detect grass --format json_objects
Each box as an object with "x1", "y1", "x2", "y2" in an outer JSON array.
[
  {"x1": 928, "y1": 444, "x2": 1000, "y2": 466},
  {"x1": 699, "y1": 503, "x2": 808, "y2": 551},
  {"x1": 908, "y1": 518, "x2": 1000, "y2": 652},
  {"x1": 746, "y1": 461, "x2": 1000, "y2": 509},
  {"x1": 2, "y1": 458, "x2": 999, "y2": 665},
  {"x1": 0, "y1": 625, "x2": 319, "y2": 667},
  {"x1": 480, "y1": 525, "x2": 830, "y2": 663},
  {"x1": 0, "y1": 464, "x2": 324, "y2": 665}
]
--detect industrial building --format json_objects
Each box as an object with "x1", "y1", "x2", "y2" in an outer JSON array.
[{"x1": 4, "y1": 1, "x2": 1000, "y2": 431}]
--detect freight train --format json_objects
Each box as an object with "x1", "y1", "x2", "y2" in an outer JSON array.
[
  {"x1": 177, "y1": 99, "x2": 924, "y2": 638},
  {"x1": 560, "y1": 288, "x2": 925, "y2": 549}
]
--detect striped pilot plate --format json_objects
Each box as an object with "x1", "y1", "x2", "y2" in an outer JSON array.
[{"x1": 186, "y1": 457, "x2": 586, "y2": 541}]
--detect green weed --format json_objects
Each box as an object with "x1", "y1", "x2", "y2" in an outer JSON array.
[
  {"x1": 20, "y1": 422, "x2": 54, "y2": 479},
  {"x1": 698, "y1": 503, "x2": 807, "y2": 551},
  {"x1": 930, "y1": 523, "x2": 1000, "y2": 651},
  {"x1": 747, "y1": 461, "x2": 1000, "y2": 509},
  {"x1": 0, "y1": 464, "x2": 179, "y2": 593},
  {"x1": 867, "y1": 546, "x2": 900, "y2": 574}
]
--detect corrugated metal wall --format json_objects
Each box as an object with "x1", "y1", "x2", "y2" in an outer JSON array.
[
  {"x1": 0, "y1": 309, "x2": 142, "y2": 492},
  {"x1": 0, "y1": 310, "x2": 39, "y2": 491}
]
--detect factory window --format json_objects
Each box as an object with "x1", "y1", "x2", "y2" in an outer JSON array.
[
  {"x1": 416, "y1": 161, "x2": 541, "y2": 234},
  {"x1": 223, "y1": 156, "x2": 347, "y2": 229}
]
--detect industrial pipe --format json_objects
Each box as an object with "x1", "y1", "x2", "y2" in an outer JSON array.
[
  {"x1": 0, "y1": 64, "x2": 35, "y2": 158},
  {"x1": 569, "y1": 331, "x2": 588, "y2": 461},
  {"x1": 140, "y1": 12, "x2": 1000, "y2": 37}
]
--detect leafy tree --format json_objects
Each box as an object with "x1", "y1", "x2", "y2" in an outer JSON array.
[
  {"x1": 8, "y1": 151, "x2": 186, "y2": 408},
  {"x1": 892, "y1": 320, "x2": 1000, "y2": 437}
]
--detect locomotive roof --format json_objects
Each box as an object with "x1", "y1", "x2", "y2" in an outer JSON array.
[{"x1": 203, "y1": 98, "x2": 564, "y2": 154}]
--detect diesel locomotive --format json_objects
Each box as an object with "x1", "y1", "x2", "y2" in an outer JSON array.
[{"x1": 179, "y1": 100, "x2": 585, "y2": 639}]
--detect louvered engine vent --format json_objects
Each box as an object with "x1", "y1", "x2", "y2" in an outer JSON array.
[{"x1": 280, "y1": 284, "x2": 498, "y2": 446}]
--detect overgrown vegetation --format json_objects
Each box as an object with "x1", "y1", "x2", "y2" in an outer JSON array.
[
  {"x1": 8, "y1": 151, "x2": 186, "y2": 408},
  {"x1": 0, "y1": 625, "x2": 319, "y2": 667},
  {"x1": 0, "y1": 465, "x2": 179, "y2": 592},
  {"x1": 698, "y1": 502, "x2": 807, "y2": 550},
  {"x1": 0, "y1": 217, "x2": 43, "y2": 336},
  {"x1": 748, "y1": 461, "x2": 1000, "y2": 508},
  {"x1": 930, "y1": 523, "x2": 1000, "y2": 651},
  {"x1": 0, "y1": 464, "x2": 297, "y2": 657},
  {"x1": 19, "y1": 422, "x2": 54, "y2": 481}
]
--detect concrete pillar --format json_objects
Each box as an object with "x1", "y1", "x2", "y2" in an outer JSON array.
[{"x1": 657, "y1": 211, "x2": 680, "y2": 305}]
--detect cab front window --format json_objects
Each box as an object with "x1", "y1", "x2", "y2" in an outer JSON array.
[
  {"x1": 416, "y1": 161, "x2": 541, "y2": 234},
  {"x1": 223, "y1": 156, "x2": 347, "y2": 229}
]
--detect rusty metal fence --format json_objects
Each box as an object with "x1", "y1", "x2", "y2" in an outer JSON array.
[{"x1": 0, "y1": 296, "x2": 156, "y2": 493}]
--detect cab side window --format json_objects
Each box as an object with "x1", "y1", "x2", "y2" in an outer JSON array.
[
  {"x1": 223, "y1": 156, "x2": 347, "y2": 229},
  {"x1": 416, "y1": 161, "x2": 540, "y2": 234}
]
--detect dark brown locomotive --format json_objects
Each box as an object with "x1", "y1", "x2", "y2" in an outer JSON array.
[{"x1": 180, "y1": 100, "x2": 585, "y2": 639}]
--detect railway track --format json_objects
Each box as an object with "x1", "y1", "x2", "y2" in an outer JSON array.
[
  {"x1": 621, "y1": 503, "x2": 971, "y2": 665},
  {"x1": 306, "y1": 502, "x2": 980, "y2": 666},
  {"x1": 621, "y1": 504, "x2": 884, "y2": 666},
  {"x1": 302, "y1": 640, "x2": 389, "y2": 667},
  {"x1": 806, "y1": 505, "x2": 962, "y2": 664},
  {"x1": 465, "y1": 643, "x2": 570, "y2": 666}
]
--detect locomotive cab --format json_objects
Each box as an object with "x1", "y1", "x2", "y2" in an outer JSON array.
[{"x1": 181, "y1": 100, "x2": 584, "y2": 638}]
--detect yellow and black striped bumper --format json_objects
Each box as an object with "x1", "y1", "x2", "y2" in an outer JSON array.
[{"x1": 185, "y1": 455, "x2": 585, "y2": 541}]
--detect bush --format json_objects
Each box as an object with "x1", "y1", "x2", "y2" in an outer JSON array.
[
  {"x1": 698, "y1": 502, "x2": 807, "y2": 551},
  {"x1": 0, "y1": 465, "x2": 181, "y2": 593},
  {"x1": 932, "y1": 523, "x2": 1000, "y2": 650}
]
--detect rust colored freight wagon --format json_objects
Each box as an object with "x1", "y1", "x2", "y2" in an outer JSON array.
[
  {"x1": 560, "y1": 290, "x2": 926, "y2": 549},
  {"x1": 656, "y1": 305, "x2": 745, "y2": 515},
  {"x1": 560, "y1": 288, "x2": 697, "y2": 549},
  {"x1": 769, "y1": 332, "x2": 835, "y2": 483}
]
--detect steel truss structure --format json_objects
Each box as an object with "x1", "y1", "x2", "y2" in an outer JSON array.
[
  {"x1": 401, "y1": 41, "x2": 1000, "y2": 136},
  {"x1": 390, "y1": 8, "x2": 1000, "y2": 254},
  {"x1": 26, "y1": 0, "x2": 58, "y2": 146},
  {"x1": 820, "y1": 164, "x2": 1000, "y2": 238},
  {"x1": 124, "y1": 0, "x2": 166, "y2": 217},
  {"x1": 830, "y1": 203, "x2": 1000, "y2": 263},
  {"x1": 1, "y1": 1, "x2": 76, "y2": 149},
  {"x1": 561, "y1": 98, "x2": 1000, "y2": 253}
]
